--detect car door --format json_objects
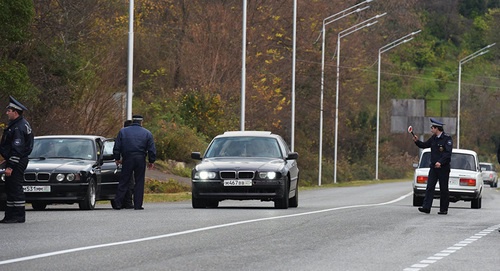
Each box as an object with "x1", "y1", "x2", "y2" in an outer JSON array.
[{"x1": 98, "y1": 138, "x2": 120, "y2": 199}]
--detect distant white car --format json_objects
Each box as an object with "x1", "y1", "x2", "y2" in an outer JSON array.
[
  {"x1": 413, "y1": 148, "x2": 483, "y2": 209},
  {"x1": 479, "y1": 162, "x2": 498, "y2": 188}
]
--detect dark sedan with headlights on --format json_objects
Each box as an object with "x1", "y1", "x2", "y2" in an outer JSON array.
[
  {"x1": 190, "y1": 131, "x2": 299, "y2": 209},
  {"x1": 0, "y1": 135, "x2": 120, "y2": 210}
]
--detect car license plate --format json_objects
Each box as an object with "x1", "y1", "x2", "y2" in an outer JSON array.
[
  {"x1": 223, "y1": 180, "x2": 252, "y2": 186},
  {"x1": 23, "y1": 186, "x2": 51, "y2": 192}
]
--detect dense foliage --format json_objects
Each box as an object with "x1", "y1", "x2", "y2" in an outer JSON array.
[{"x1": 1, "y1": 0, "x2": 499, "y2": 184}]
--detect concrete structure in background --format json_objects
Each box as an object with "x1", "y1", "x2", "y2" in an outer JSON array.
[{"x1": 391, "y1": 99, "x2": 456, "y2": 135}]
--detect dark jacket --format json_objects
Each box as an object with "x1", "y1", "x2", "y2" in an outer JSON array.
[
  {"x1": 0, "y1": 116, "x2": 34, "y2": 168},
  {"x1": 415, "y1": 132, "x2": 453, "y2": 168},
  {"x1": 113, "y1": 123, "x2": 156, "y2": 163}
]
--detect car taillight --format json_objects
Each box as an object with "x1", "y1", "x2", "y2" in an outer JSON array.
[
  {"x1": 459, "y1": 178, "x2": 476, "y2": 186},
  {"x1": 416, "y1": 176, "x2": 428, "y2": 184}
]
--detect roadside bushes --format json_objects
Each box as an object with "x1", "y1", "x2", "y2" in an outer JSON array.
[{"x1": 145, "y1": 179, "x2": 190, "y2": 194}]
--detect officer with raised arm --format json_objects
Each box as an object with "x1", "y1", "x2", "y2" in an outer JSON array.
[{"x1": 412, "y1": 118, "x2": 453, "y2": 215}]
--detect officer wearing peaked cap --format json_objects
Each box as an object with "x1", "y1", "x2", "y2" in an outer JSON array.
[
  {"x1": 113, "y1": 114, "x2": 156, "y2": 210},
  {"x1": 412, "y1": 117, "x2": 453, "y2": 215},
  {"x1": 0, "y1": 96, "x2": 34, "y2": 223}
]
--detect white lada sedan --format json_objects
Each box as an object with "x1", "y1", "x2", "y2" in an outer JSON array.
[{"x1": 413, "y1": 148, "x2": 483, "y2": 209}]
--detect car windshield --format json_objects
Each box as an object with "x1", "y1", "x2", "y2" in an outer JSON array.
[
  {"x1": 204, "y1": 136, "x2": 282, "y2": 158},
  {"x1": 29, "y1": 138, "x2": 96, "y2": 160},
  {"x1": 480, "y1": 164, "x2": 493, "y2": 171},
  {"x1": 419, "y1": 152, "x2": 476, "y2": 171}
]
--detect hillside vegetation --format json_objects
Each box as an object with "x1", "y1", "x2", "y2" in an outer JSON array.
[{"x1": 1, "y1": 0, "x2": 499, "y2": 185}]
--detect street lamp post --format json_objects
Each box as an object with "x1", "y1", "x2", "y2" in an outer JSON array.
[
  {"x1": 126, "y1": 0, "x2": 134, "y2": 120},
  {"x1": 375, "y1": 30, "x2": 421, "y2": 180},
  {"x1": 333, "y1": 13, "x2": 386, "y2": 184},
  {"x1": 240, "y1": 0, "x2": 247, "y2": 131},
  {"x1": 457, "y1": 43, "x2": 496, "y2": 148},
  {"x1": 317, "y1": 1, "x2": 371, "y2": 186}
]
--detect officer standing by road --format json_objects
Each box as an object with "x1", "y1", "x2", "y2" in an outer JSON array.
[
  {"x1": 113, "y1": 115, "x2": 156, "y2": 210},
  {"x1": 412, "y1": 118, "x2": 453, "y2": 215},
  {"x1": 0, "y1": 96, "x2": 34, "y2": 223},
  {"x1": 122, "y1": 119, "x2": 134, "y2": 209}
]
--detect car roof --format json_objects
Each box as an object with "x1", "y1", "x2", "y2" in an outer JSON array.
[
  {"x1": 420, "y1": 148, "x2": 477, "y2": 155},
  {"x1": 34, "y1": 135, "x2": 105, "y2": 140},
  {"x1": 217, "y1": 131, "x2": 275, "y2": 138}
]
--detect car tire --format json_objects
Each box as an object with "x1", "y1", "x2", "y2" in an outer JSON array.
[
  {"x1": 31, "y1": 202, "x2": 47, "y2": 211},
  {"x1": 288, "y1": 183, "x2": 298, "y2": 208},
  {"x1": 192, "y1": 197, "x2": 207, "y2": 208},
  {"x1": 79, "y1": 177, "x2": 96, "y2": 210},
  {"x1": 274, "y1": 177, "x2": 289, "y2": 209},
  {"x1": 206, "y1": 199, "x2": 219, "y2": 208},
  {"x1": 471, "y1": 196, "x2": 482, "y2": 209},
  {"x1": 413, "y1": 194, "x2": 424, "y2": 207},
  {"x1": 0, "y1": 200, "x2": 6, "y2": 211}
]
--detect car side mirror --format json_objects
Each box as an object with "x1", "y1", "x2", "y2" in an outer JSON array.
[
  {"x1": 287, "y1": 152, "x2": 299, "y2": 160},
  {"x1": 191, "y1": 152, "x2": 202, "y2": 160},
  {"x1": 413, "y1": 163, "x2": 418, "y2": 168}
]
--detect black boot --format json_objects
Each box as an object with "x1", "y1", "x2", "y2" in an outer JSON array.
[{"x1": 0, "y1": 206, "x2": 24, "y2": 223}]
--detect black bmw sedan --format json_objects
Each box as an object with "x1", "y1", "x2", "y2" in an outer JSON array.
[
  {"x1": 191, "y1": 131, "x2": 299, "y2": 209},
  {"x1": 0, "y1": 135, "x2": 120, "y2": 210}
]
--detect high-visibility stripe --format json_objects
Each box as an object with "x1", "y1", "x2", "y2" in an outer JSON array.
[
  {"x1": 9, "y1": 156, "x2": 20, "y2": 164},
  {"x1": 6, "y1": 201, "x2": 25, "y2": 207}
]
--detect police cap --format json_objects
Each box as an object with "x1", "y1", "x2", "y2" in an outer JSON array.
[
  {"x1": 132, "y1": 115, "x2": 143, "y2": 121},
  {"x1": 6, "y1": 96, "x2": 28, "y2": 111},
  {"x1": 430, "y1": 117, "x2": 444, "y2": 127}
]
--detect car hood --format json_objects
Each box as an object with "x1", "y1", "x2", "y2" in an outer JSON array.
[
  {"x1": 27, "y1": 158, "x2": 95, "y2": 173},
  {"x1": 196, "y1": 157, "x2": 286, "y2": 172}
]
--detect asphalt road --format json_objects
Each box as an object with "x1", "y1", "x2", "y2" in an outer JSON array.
[{"x1": 1, "y1": 181, "x2": 499, "y2": 271}]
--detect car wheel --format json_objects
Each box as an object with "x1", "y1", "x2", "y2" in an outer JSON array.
[
  {"x1": 413, "y1": 194, "x2": 424, "y2": 206},
  {"x1": 0, "y1": 200, "x2": 6, "y2": 211},
  {"x1": 31, "y1": 202, "x2": 47, "y2": 211},
  {"x1": 79, "y1": 177, "x2": 96, "y2": 210},
  {"x1": 288, "y1": 183, "x2": 298, "y2": 208},
  {"x1": 274, "y1": 177, "x2": 289, "y2": 209},
  {"x1": 471, "y1": 196, "x2": 482, "y2": 209},
  {"x1": 206, "y1": 200, "x2": 219, "y2": 208},
  {"x1": 192, "y1": 196, "x2": 207, "y2": 208}
]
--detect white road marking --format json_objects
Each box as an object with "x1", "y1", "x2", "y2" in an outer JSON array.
[
  {"x1": 0, "y1": 192, "x2": 412, "y2": 266},
  {"x1": 404, "y1": 224, "x2": 500, "y2": 271}
]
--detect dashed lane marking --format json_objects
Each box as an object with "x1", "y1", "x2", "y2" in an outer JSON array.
[{"x1": 403, "y1": 224, "x2": 500, "y2": 271}]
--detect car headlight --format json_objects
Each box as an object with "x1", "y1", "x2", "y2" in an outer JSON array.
[
  {"x1": 66, "y1": 173, "x2": 75, "y2": 181},
  {"x1": 56, "y1": 174, "x2": 65, "y2": 182},
  {"x1": 1, "y1": 174, "x2": 5, "y2": 182},
  {"x1": 56, "y1": 173, "x2": 81, "y2": 182},
  {"x1": 259, "y1": 172, "x2": 277, "y2": 179},
  {"x1": 194, "y1": 171, "x2": 217, "y2": 180}
]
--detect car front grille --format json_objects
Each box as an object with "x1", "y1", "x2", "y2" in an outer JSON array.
[
  {"x1": 24, "y1": 173, "x2": 51, "y2": 182},
  {"x1": 220, "y1": 171, "x2": 255, "y2": 180}
]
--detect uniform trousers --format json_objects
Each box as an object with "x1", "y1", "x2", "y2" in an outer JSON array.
[
  {"x1": 114, "y1": 154, "x2": 146, "y2": 209},
  {"x1": 422, "y1": 167, "x2": 450, "y2": 212},
  {"x1": 3, "y1": 158, "x2": 28, "y2": 221}
]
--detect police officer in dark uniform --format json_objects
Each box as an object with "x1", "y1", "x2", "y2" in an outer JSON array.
[
  {"x1": 113, "y1": 115, "x2": 156, "y2": 210},
  {"x1": 412, "y1": 118, "x2": 453, "y2": 215},
  {"x1": 0, "y1": 96, "x2": 34, "y2": 223},
  {"x1": 122, "y1": 119, "x2": 134, "y2": 209}
]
